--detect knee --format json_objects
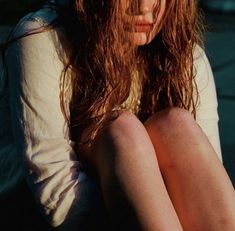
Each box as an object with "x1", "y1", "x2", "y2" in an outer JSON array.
[
  {"x1": 90, "y1": 110, "x2": 154, "y2": 172},
  {"x1": 144, "y1": 107, "x2": 196, "y2": 137},
  {"x1": 100, "y1": 110, "x2": 149, "y2": 149},
  {"x1": 144, "y1": 107, "x2": 201, "y2": 168}
]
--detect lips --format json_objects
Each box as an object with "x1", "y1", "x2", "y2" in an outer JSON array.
[
  {"x1": 124, "y1": 19, "x2": 154, "y2": 33},
  {"x1": 134, "y1": 23, "x2": 153, "y2": 32}
]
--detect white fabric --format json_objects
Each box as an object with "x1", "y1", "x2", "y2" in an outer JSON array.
[
  {"x1": 193, "y1": 45, "x2": 222, "y2": 160},
  {"x1": 2, "y1": 3, "x2": 222, "y2": 229}
]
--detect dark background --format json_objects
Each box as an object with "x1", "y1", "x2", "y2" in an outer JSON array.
[
  {"x1": 0, "y1": 1, "x2": 235, "y2": 230},
  {"x1": 199, "y1": 1, "x2": 235, "y2": 187}
]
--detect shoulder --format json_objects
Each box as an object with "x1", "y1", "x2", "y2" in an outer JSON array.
[
  {"x1": 6, "y1": 3, "x2": 70, "y2": 67},
  {"x1": 193, "y1": 45, "x2": 216, "y2": 94},
  {"x1": 193, "y1": 45, "x2": 212, "y2": 77},
  {"x1": 193, "y1": 45, "x2": 214, "y2": 81},
  {"x1": 10, "y1": 5, "x2": 59, "y2": 40},
  {"x1": 193, "y1": 45, "x2": 218, "y2": 115}
]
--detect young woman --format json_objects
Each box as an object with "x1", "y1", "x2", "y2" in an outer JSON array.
[{"x1": 2, "y1": 0, "x2": 235, "y2": 230}]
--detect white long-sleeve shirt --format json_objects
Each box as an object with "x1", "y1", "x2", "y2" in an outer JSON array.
[{"x1": 1, "y1": 2, "x2": 222, "y2": 229}]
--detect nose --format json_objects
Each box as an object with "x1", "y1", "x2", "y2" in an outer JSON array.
[{"x1": 127, "y1": 0, "x2": 156, "y2": 15}]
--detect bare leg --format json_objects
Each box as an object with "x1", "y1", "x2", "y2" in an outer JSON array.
[
  {"x1": 82, "y1": 111, "x2": 183, "y2": 231},
  {"x1": 145, "y1": 107, "x2": 235, "y2": 231}
]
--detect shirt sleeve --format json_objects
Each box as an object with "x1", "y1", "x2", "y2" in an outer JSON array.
[
  {"x1": 193, "y1": 45, "x2": 223, "y2": 162},
  {"x1": 5, "y1": 14, "x2": 99, "y2": 227}
]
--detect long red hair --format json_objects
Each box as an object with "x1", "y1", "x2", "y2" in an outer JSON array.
[
  {"x1": 59, "y1": 0, "x2": 204, "y2": 157},
  {"x1": 1, "y1": 0, "x2": 204, "y2": 159}
]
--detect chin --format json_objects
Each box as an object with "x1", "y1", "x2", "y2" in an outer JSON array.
[{"x1": 132, "y1": 32, "x2": 154, "y2": 46}]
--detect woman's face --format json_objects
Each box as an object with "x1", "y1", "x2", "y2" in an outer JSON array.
[{"x1": 122, "y1": 0, "x2": 166, "y2": 46}]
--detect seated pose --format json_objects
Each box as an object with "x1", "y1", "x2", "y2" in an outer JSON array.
[{"x1": 2, "y1": 0, "x2": 235, "y2": 230}]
